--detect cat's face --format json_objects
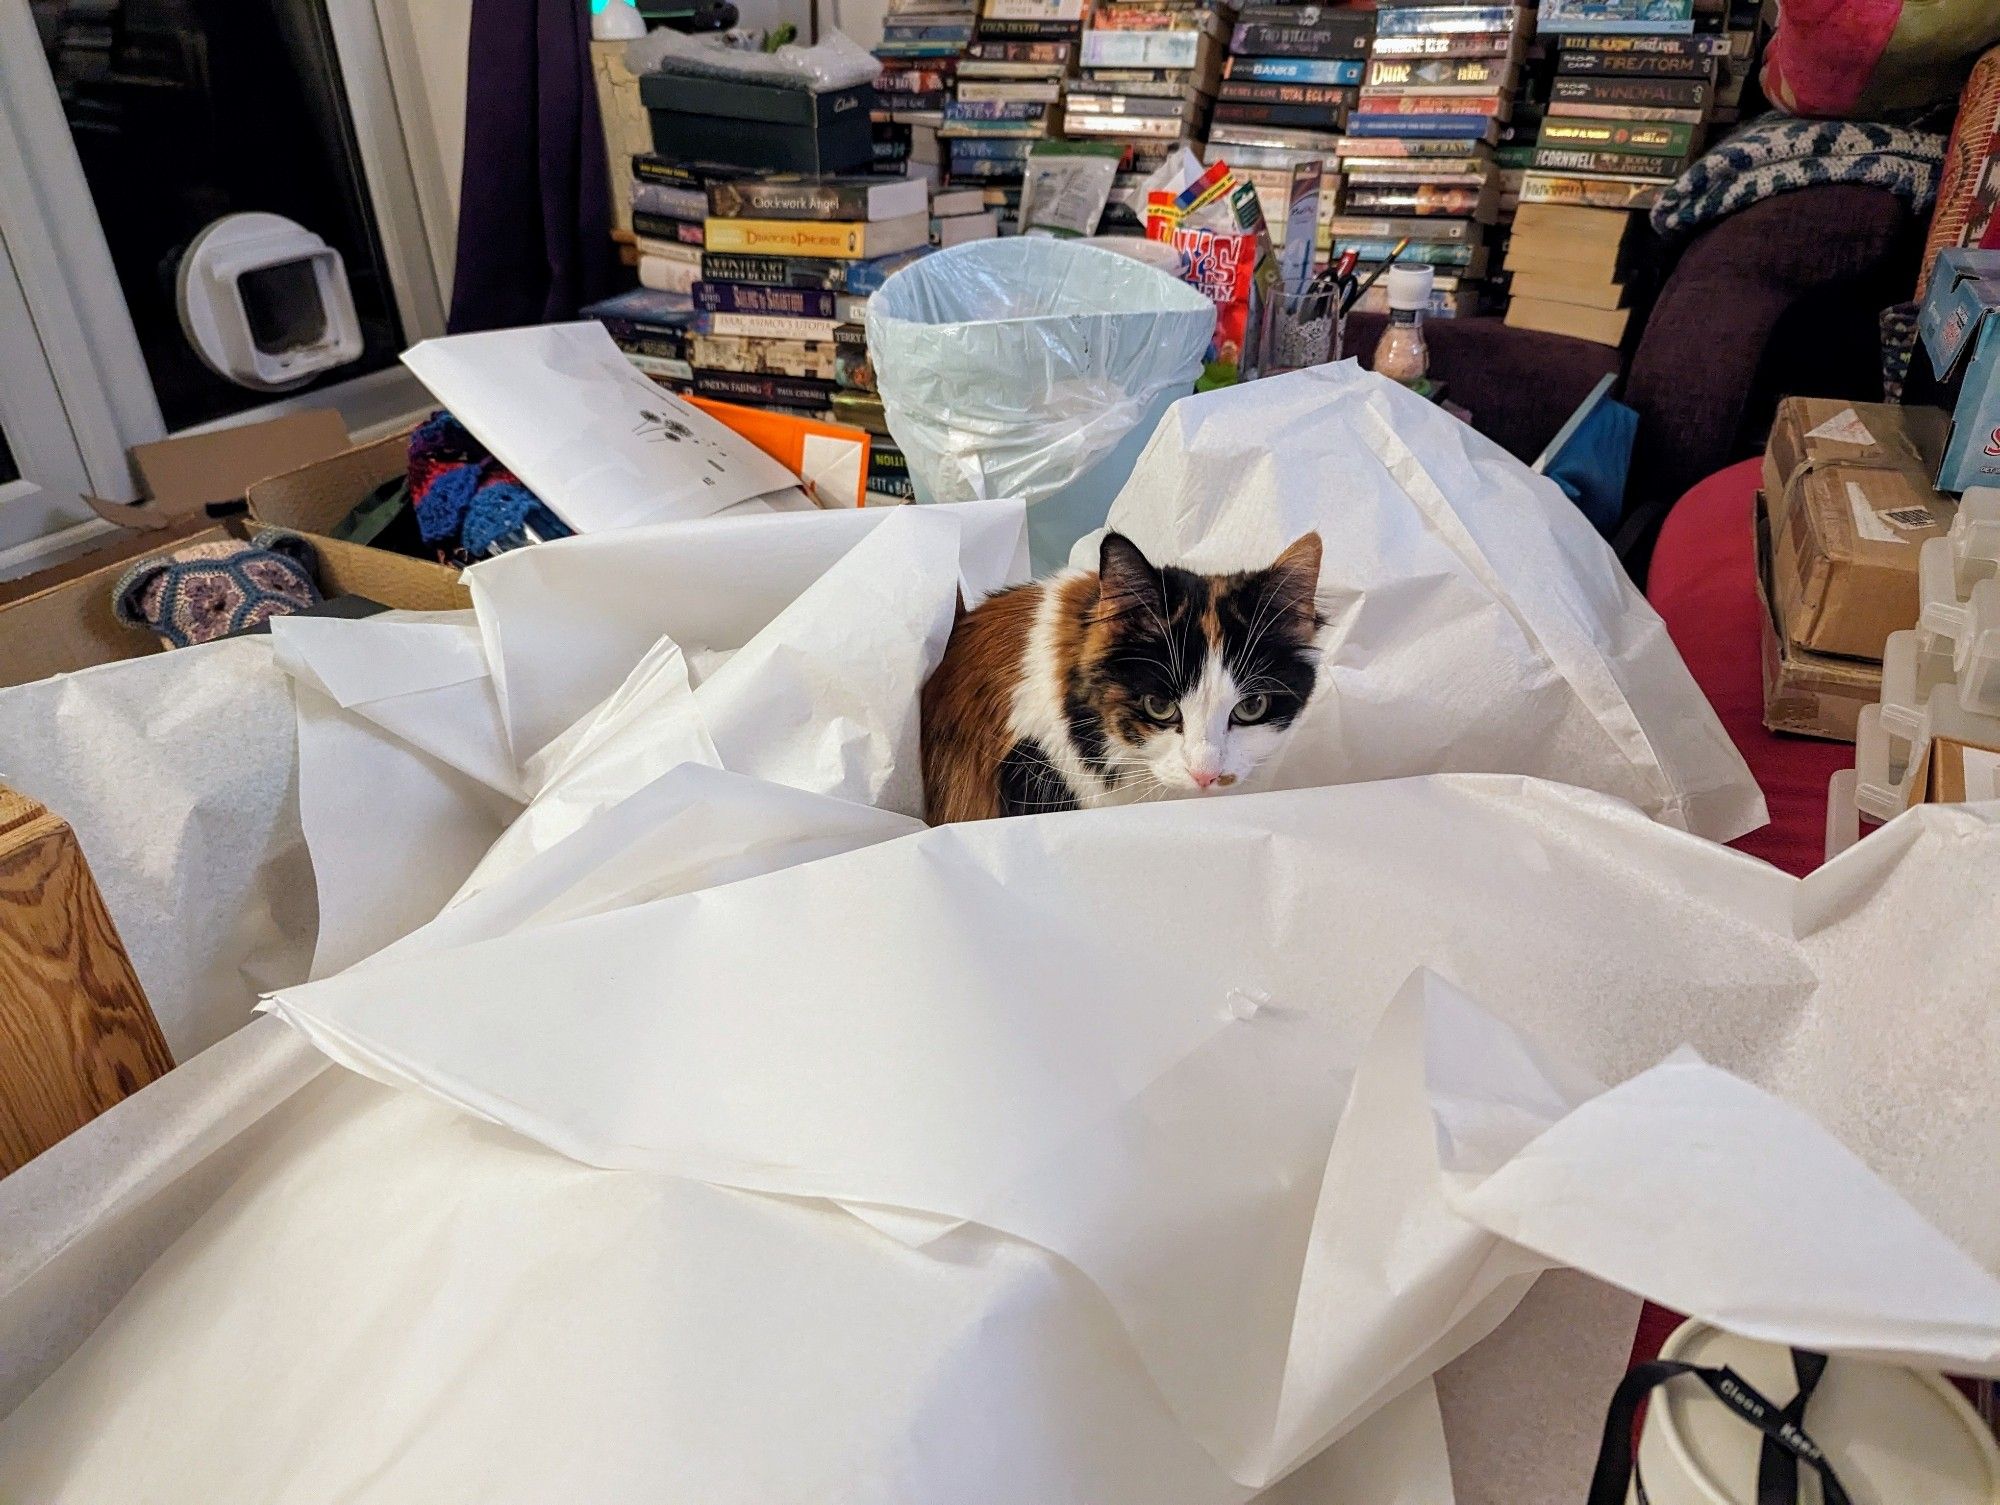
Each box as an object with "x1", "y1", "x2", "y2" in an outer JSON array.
[{"x1": 1073, "y1": 531, "x2": 1323, "y2": 800}]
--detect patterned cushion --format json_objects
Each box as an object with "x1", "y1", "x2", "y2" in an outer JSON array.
[{"x1": 112, "y1": 531, "x2": 322, "y2": 648}]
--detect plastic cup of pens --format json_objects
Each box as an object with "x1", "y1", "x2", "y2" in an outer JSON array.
[{"x1": 1256, "y1": 286, "x2": 1343, "y2": 379}]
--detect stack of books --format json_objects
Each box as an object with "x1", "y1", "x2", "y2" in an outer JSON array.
[
  {"x1": 1072, "y1": 0, "x2": 1236, "y2": 175},
  {"x1": 1708, "y1": 0, "x2": 1764, "y2": 128},
  {"x1": 685, "y1": 175, "x2": 932, "y2": 417},
  {"x1": 938, "y1": 0, "x2": 1084, "y2": 230},
  {"x1": 631, "y1": 154, "x2": 717, "y2": 295},
  {"x1": 873, "y1": 0, "x2": 978, "y2": 185},
  {"x1": 1500, "y1": 202, "x2": 1635, "y2": 345},
  {"x1": 1209, "y1": 3, "x2": 1371, "y2": 266},
  {"x1": 1336, "y1": 5, "x2": 1530, "y2": 316},
  {"x1": 1523, "y1": 0, "x2": 1716, "y2": 217}
]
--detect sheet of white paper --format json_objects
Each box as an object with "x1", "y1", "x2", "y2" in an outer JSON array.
[
  {"x1": 1438, "y1": 1050, "x2": 2000, "y2": 1371},
  {"x1": 402, "y1": 323, "x2": 800, "y2": 532},
  {"x1": 1078, "y1": 364, "x2": 1764, "y2": 843},
  {"x1": 0, "y1": 639, "x2": 312, "y2": 1056},
  {"x1": 458, "y1": 507, "x2": 964, "y2": 896},
  {"x1": 270, "y1": 613, "x2": 523, "y2": 977},
  {"x1": 466, "y1": 496, "x2": 1029, "y2": 764}
]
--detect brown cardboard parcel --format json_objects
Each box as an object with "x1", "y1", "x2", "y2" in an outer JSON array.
[
  {"x1": 1761, "y1": 398, "x2": 1954, "y2": 662},
  {"x1": 0, "y1": 516, "x2": 469, "y2": 691},
  {"x1": 1906, "y1": 735, "x2": 2000, "y2": 807},
  {"x1": 1756, "y1": 491, "x2": 1881, "y2": 742}
]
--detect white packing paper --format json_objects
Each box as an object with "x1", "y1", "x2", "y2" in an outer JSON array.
[
  {"x1": 233, "y1": 780, "x2": 2000, "y2": 1498},
  {"x1": 0, "y1": 639, "x2": 313, "y2": 1057},
  {"x1": 1078, "y1": 363, "x2": 1765, "y2": 843},
  {"x1": 459, "y1": 507, "x2": 965, "y2": 895},
  {"x1": 401, "y1": 322, "x2": 800, "y2": 533},
  {"x1": 465, "y1": 495, "x2": 1028, "y2": 765}
]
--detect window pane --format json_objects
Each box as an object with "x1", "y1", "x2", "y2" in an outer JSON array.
[{"x1": 36, "y1": 0, "x2": 407, "y2": 431}]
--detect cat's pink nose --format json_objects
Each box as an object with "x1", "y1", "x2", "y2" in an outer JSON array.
[{"x1": 1190, "y1": 768, "x2": 1219, "y2": 789}]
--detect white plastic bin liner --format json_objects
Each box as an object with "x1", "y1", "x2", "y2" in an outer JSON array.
[{"x1": 867, "y1": 238, "x2": 1214, "y2": 520}]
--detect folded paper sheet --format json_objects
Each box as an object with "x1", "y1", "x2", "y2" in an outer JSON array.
[
  {"x1": 265, "y1": 502, "x2": 1030, "y2": 973},
  {"x1": 402, "y1": 323, "x2": 801, "y2": 533},
  {"x1": 0, "y1": 639, "x2": 313, "y2": 1056},
  {"x1": 1080, "y1": 364, "x2": 1764, "y2": 843}
]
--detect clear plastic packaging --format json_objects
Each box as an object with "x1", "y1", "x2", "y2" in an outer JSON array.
[
  {"x1": 624, "y1": 28, "x2": 881, "y2": 91},
  {"x1": 1852, "y1": 630, "x2": 2000, "y2": 820},
  {"x1": 865, "y1": 236, "x2": 1215, "y2": 526}
]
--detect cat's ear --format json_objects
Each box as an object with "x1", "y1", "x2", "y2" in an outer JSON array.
[
  {"x1": 1267, "y1": 532, "x2": 1322, "y2": 617},
  {"x1": 1097, "y1": 532, "x2": 1162, "y2": 617}
]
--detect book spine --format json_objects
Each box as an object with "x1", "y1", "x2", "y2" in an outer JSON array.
[
  {"x1": 704, "y1": 181, "x2": 877, "y2": 219},
  {"x1": 1066, "y1": 94, "x2": 1195, "y2": 116},
  {"x1": 1371, "y1": 6, "x2": 1524, "y2": 36},
  {"x1": 946, "y1": 136, "x2": 1036, "y2": 159},
  {"x1": 1550, "y1": 75, "x2": 1711, "y2": 110},
  {"x1": 974, "y1": 16, "x2": 1085, "y2": 37},
  {"x1": 955, "y1": 80, "x2": 1063, "y2": 102},
  {"x1": 1346, "y1": 113, "x2": 1494, "y2": 139},
  {"x1": 964, "y1": 39, "x2": 1075, "y2": 60},
  {"x1": 944, "y1": 99, "x2": 1051, "y2": 120},
  {"x1": 704, "y1": 219, "x2": 873, "y2": 257},
  {"x1": 1328, "y1": 214, "x2": 1473, "y2": 241},
  {"x1": 880, "y1": 22, "x2": 975, "y2": 39},
  {"x1": 1370, "y1": 33, "x2": 1519, "y2": 57},
  {"x1": 1538, "y1": 117, "x2": 1694, "y2": 154},
  {"x1": 1215, "y1": 81, "x2": 1356, "y2": 107},
  {"x1": 691, "y1": 282, "x2": 839, "y2": 318},
  {"x1": 1547, "y1": 100, "x2": 1707, "y2": 123},
  {"x1": 1518, "y1": 170, "x2": 1663, "y2": 209},
  {"x1": 689, "y1": 334, "x2": 842, "y2": 380},
  {"x1": 598, "y1": 322, "x2": 692, "y2": 360},
  {"x1": 1539, "y1": 0, "x2": 1694, "y2": 22},
  {"x1": 1223, "y1": 56, "x2": 1363, "y2": 84},
  {"x1": 625, "y1": 351, "x2": 695, "y2": 382},
  {"x1": 1211, "y1": 101, "x2": 1347, "y2": 128},
  {"x1": 630, "y1": 182, "x2": 709, "y2": 221},
  {"x1": 698, "y1": 311, "x2": 846, "y2": 341},
  {"x1": 1227, "y1": 20, "x2": 1373, "y2": 58},
  {"x1": 632, "y1": 153, "x2": 717, "y2": 187},
  {"x1": 981, "y1": 0, "x2": 1084, "y2": 19},
  {"x1": 701, "y1": 252, "x2": 849, "y2": 291},
  {"x1": 630, "y1": 211, "x2": 706, "y2": 245},
  {"x1": 693, "y1": 370, "x2": 839, "y2": 406},
  {"x1": 1557, "y1": 46, "x2": 1713, "y2": 79},
  {"x1": 1342, "y1": 184, "x2": 1487, "y2": 216},
  {"x1": 1531, "y1": 145, "x2": 1683, "y2": 177},
  {"x1": 1556, "y1": 31, "x2": 1724, "y2": 58},
  {"x1": 1355, "y1": 90, "x2": 1506, "y2": 115},
  {"x1": 1365, "y1": 56, "x2": 1515, "y2": 88},
  {"x1": 1325, "y1": 237, "x2": 1476, "y2": 265},
  {"x1": 1065, "y1": 112, "x2": 1187, "y2": 136}
]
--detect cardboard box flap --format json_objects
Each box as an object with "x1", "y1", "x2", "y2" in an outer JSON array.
[
  {"x1": 86, "y1": 411, "x2": 352, "y2": 531},
  {"x1": 1919, "y1": 248, "x2": 2000, "y2": 380}
]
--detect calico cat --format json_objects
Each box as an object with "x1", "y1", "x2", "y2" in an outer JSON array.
[{"x1": 921, "y1": 530, "x2": 1324, "y2": 823}]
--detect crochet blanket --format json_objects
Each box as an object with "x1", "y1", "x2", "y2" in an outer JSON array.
[{"x1": 1650, "y1": 114, "x2": 1945, "y2": 237}]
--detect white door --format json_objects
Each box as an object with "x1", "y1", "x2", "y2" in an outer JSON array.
[
  {"x1": 0, "y1": 0, "x2": 457, "y2": 570},
  {"x1": 0, "y1": 224, "x2": 102, "y2": 572}
]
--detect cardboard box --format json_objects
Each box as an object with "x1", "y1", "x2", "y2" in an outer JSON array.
[
  {"x1": 1761, "y1": 398, "x2": 1953, "y2": 662},
  {"x1": 1907, "y1": 734, "x2": 2000, "y2": 806},
  {"x1": 0, "y1": 521, "x2": 471, "y2": 691},
  {"x1": 83, "y1": 410, "x2": 352, "y2": 533},
  {"x1": 1918, "y1": 247, "x2": 2000, "y2": 493},
  {"x1": 1755, "y1": 492, "x2": 1881, "y2": 742}
]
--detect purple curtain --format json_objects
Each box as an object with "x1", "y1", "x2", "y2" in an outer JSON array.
[{"x1": 447, "y1": 0, "x2": 618, "y2": 332}]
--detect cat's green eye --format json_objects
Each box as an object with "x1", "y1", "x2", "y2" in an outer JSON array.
[
  {"x1": 1231, "y1": 693, "x2": 1272, "y2": 725},
  {"x1": 1140, "y1": 693, "x2": 1179, "y2": 723}
]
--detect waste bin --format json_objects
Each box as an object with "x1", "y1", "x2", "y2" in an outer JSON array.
[{"x1": 866, "y1": 237, "x2": 1215, "y2": 574}]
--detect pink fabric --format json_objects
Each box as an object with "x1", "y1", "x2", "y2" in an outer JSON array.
[
  {"x1": 1646, "y1": 458, "x2": 1853, "y2": 879},
  {"x1": 1760, "y1": 0, "x2": 1904, "y2": 118}
]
